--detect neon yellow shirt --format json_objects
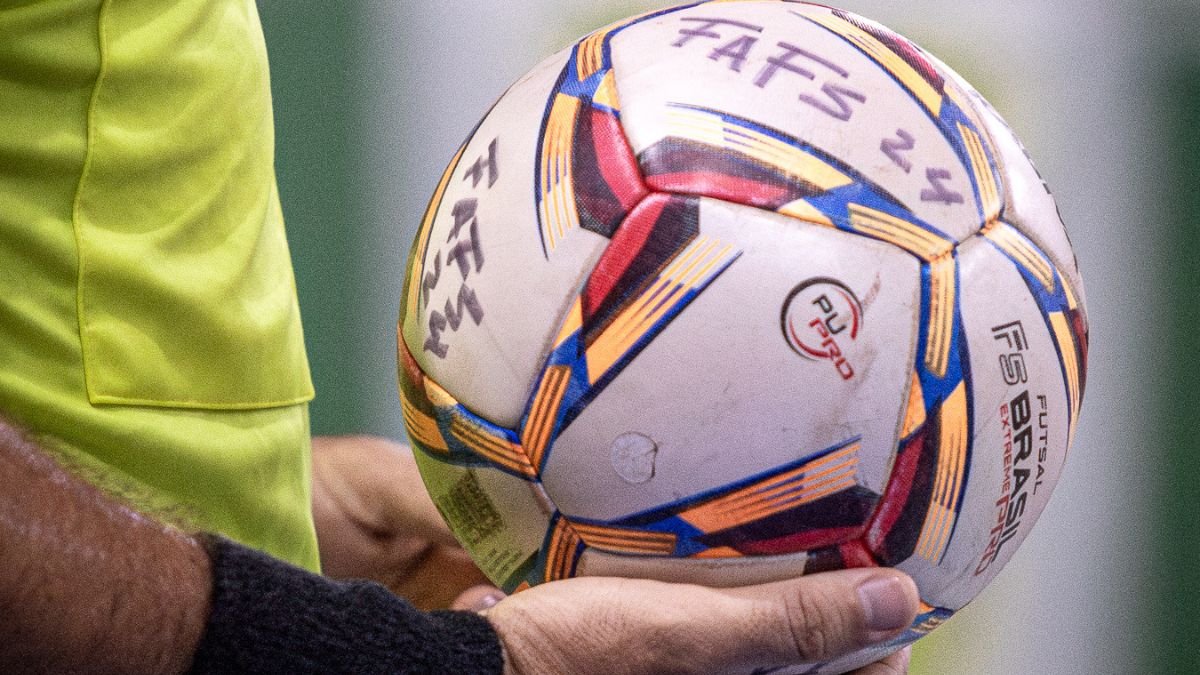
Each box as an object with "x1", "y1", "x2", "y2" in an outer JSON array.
[{"x1": 0, "y1": 0, "x2": 319, "y2": 569}]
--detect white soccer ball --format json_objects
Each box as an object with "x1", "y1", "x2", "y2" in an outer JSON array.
[{"x1": 397, "y1": 3, "x2": 1087, "y2": 672}]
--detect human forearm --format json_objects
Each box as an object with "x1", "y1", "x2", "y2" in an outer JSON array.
[
  {"x1": 0, "y1": 422, "x2": 506, "y2": 674},
  {"x1": 0, "y1": 417, "x2": 211, "y2": 673}
]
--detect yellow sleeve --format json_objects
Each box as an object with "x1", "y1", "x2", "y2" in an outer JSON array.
[{"x1": 0, "y1": 0, "x2": 319, "y2": 570}]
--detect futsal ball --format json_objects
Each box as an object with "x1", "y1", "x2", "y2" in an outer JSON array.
[{"x1": 397, "y1": 2, "x2": 1087, "y2": 672}]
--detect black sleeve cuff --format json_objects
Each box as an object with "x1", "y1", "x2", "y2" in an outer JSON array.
[{"x1": 188, "y1": 536, "x2": 504, "y2": 674}]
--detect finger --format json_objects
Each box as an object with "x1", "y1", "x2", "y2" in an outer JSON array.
[
  {"x1": 368, "y1": 441, "x2": 461, "y2": 546},
  {"x1": 385, "y1": 545, "x2": 492, "y2": 610},
  {"x1": 665, "y1": 568, "x2": 920, "y2": 668},
  {"x1": 486, "y1": 568, "x2": 919, "y2": 674},
  {"x1": 850, "y1": 646, "x2": 912, "y2": 675},
  {"x1": 312, "y1": 435, "x2": 459, "y2": 547},
  {"x1": 311, "y1": 436, "x2": 442, "y2": 581},
  {"x1": 451, "y1": 584, "x2": 507, "y2": 612}
]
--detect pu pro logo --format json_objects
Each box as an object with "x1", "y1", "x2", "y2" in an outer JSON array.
[{"x1": 781, "y1": 278, "x2": 862, "y2": 381}]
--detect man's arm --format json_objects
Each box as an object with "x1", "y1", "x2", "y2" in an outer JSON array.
[
  {"x1": 0, "y1": 420, "x2": 918, "y2": 674},
  {"x1": 0, "y1": 422, "x2": 503, "y2": 674},
  {"x1": 0, "y1": 417, "x2": 210, "y2": 673}
]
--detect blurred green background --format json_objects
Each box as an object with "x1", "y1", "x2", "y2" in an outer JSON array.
[{"x1": 259, "y1": 2, "x2": 1196, "y2": 672}]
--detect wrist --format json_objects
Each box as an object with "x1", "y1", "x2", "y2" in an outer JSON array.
[{"x1": 189, "y1": 537, "x2": 504, "y2": 674}]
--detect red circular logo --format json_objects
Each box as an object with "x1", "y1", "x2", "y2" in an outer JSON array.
[{"x1": 781, "y1": 278, "x2": 863, "y2": 380}]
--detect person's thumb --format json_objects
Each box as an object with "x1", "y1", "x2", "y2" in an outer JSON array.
[
  {"x1": 485, "y1": 568, "x2": 919, "y2": 674},
  {"x1": 451, "y1": 584, "x2": 506, "y2": 612}
]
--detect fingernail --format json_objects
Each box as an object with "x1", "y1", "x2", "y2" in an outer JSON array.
[
  {"x1": 857, "y1": 575, "x2": 915, "y2": 636},
  {"x1": 471, "y1": 591, "x2": 504, "y2": 612}
]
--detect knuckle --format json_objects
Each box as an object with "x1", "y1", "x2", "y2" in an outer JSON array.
[
  {"x1": 783, "y1": 585, "x2": 840, "y2": 663},
  {"x1": 620, "y1": 600, "x2": 697, "y2": 670},
  {"x1": 485, "y1": 598, "x2": 555, "y2": 674}
]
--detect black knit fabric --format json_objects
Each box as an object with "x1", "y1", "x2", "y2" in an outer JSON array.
[{"x1": 188, "y1": 537, "x2": 504, "y2": 674}]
